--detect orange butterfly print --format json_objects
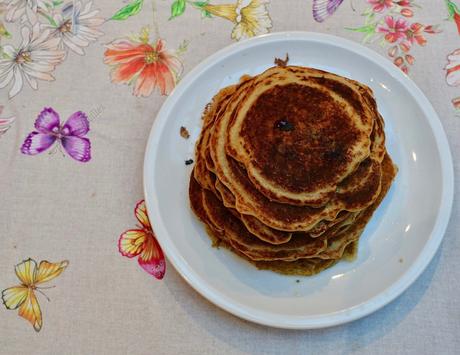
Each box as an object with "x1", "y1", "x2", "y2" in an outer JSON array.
[
  {"x1": 2, "y1": 258, "x2": 68, "y2": 332},
  {"x1": 118, "y1": 200, "x2": 165, "y2": 279}
]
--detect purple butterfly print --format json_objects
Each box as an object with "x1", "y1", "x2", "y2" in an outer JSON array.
[
  {"x1": 21, "y1": 107, "x2": 91, "y2": 162},
  {"x1": 313, "y1": 0, "x2": 345, "y2": 22}
]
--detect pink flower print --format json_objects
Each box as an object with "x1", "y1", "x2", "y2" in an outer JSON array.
[
  {"x1": 377, "y1": 16, "x2": 409, "y2": 43},
  {"x1": 400, "y1": 8, "x2": 413, "y2": 17},
  {"x1": 400, "y1": 23, "x2": 427, "y2": 52},
  {"x1": 406, "y1": 23, "x2": 427, "y2": 46},
  {"x1": 367, "y1": 0, "x2": 394, "y2": 13}
]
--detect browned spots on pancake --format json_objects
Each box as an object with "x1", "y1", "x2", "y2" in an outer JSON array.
[
  {"x1": 311, "y1": 76, "x2": 368, "y2": 125},
  {"x1": 338, "y1": 159, "x2": 382, "y2": 210},
  {"x1": 228, "y1": 157, "x2": 327, "y2": 225},
  {"x1": 240, "y1": 83, "x2": 359, "y2": 193},
  {"x1": 189, "y1": 173, "x2": 213, "y2": 226}
]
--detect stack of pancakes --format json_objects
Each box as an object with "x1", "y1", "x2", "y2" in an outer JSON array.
[{"x1": 189, "y1": 65, "x2": 397, "y2": 276}]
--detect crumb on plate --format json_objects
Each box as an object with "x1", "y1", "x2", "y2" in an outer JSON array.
[{"x1": 180, "y1": 126, "x2": 190, "y2": 139}]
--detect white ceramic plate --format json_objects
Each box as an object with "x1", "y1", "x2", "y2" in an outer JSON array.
[{"x1": 144, "y1": 32, "x2": 453, "y2": 329}]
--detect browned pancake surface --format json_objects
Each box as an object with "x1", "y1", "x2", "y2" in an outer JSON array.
[
  {"x1": 239, "y1": 83, "x2": 360, "y2": 195},
  {"x1": 226, "y1": 66, "x2": 376, "y2": 206}
]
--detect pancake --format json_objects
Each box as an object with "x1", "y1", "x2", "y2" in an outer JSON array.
[
  {"x1": 226, "y1": 66, "x2": 376, "y2": 206},
  {"x1": 188, "y1": 65, "x2": 397, "y2": 276},
  {"x1": 209, "y1": 77, "x2": 385, "y2": 232}
]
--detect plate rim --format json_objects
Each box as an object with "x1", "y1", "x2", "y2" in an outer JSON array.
[{"x1": 143, "y1": 31, "x2": 454, "y2": 329}]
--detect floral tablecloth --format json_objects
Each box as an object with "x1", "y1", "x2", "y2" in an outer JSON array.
[{"x1": 0, "y1": 0, "x2": 459, "y2": 354}]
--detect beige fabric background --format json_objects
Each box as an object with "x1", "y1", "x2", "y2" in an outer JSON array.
[{"x1": 0, "y1": 0, "x2": 459, "y2": 354}]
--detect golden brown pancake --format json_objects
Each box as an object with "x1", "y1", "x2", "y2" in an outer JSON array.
[
  {"x1": 226, "y1": 66, "x2": 377, "y2": 206},
  {"x1": 188, "y1": 66, "x2": 397, "y2": 276}
]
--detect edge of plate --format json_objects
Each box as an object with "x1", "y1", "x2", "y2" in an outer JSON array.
[{"x1": 143, "y1": 32, "x2": 454, "y2": 329}]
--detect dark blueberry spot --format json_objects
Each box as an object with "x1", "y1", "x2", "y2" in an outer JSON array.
[{"x1": 275, "y1": 119, "x2": 294, "y2": 131}]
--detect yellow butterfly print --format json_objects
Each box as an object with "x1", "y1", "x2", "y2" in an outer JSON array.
[{"x1": 1, "y1": 258, "x2": 69, "y2": 332}]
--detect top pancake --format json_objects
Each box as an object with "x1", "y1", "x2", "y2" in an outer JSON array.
[
  {"x1": 209, "y1": 73, "x2": 385, "y2": 232},
  {"x1": 226, "y1": 66, "x2": 377, "y2": 206}
]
